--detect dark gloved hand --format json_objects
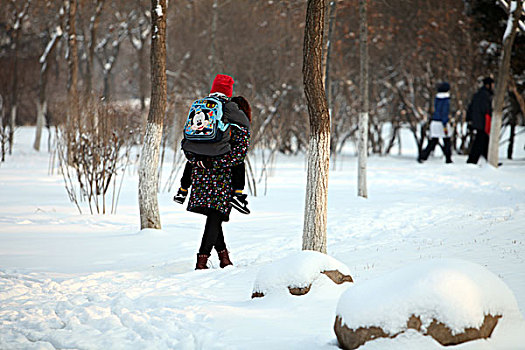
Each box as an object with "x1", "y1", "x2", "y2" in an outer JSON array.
[{"x1": 173, "y1": 187, "x2": 188, "y2": 204}]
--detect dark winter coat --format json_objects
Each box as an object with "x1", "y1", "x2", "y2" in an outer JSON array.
[
  {"x1": 182, "y1": 98, "x2": 250, "y2": 157},
  {"x1": 431, "y1": 92, "x2": 450, "y2": 125},
  {"x1": 466, "y1": 86, "x2": 493, "y2": 131},
  {"x1": 185, "y1": 125, "x2": 250, "y2": 221}
]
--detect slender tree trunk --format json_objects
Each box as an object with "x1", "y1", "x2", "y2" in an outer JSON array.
[
  {"x1": 508, "y1": 75, "x2": 524, "y2": 159},
  {"x1": 0, "y1": 94, "x2": 5, "y2": 162},
  {"x1": 358, "y1": 0, "x2": 369, "y2": 198},
  {"x1": 209, "y1": 0, "x2": 219, "y2": 81},
  {"x1": 9, "y1": 36, "x2": 19, "y2": 155},
  {"x1": 302, "y1": 0, "x2": 330, "y2": 254},
  {"x1": 67, "y1": 0, "x2": 79, "y2": 125},
  {"x1": 323, "y1": 0, "x2": 337, "y2": 107},
  {"x1": 34, "y1": 98, "x2": 47, "y2": 151},
  {"x1": 138, "y1": 45, "x2": 147, "y2": 111},
  {"x1": 138, "y1": 0, "x2": 167, "y2": 230},
  {"x1": 103, "y1": 72, "x2": 110, "y2": 100},
  {"x1": 85, "y1": 0, "x2": 104, "y2": 96},
  {"x1": 488, "y1": 0, "x2": 522, "y2": 167},
  {"x1": 507, "y1": 118, "x2": 515, "y2": 159},
  {"x1": 35, "y1": 31, "x2": 62, "y2": 151},
  {"x1": 35, "y1": 64, "x2": 48, "y2": 151}
]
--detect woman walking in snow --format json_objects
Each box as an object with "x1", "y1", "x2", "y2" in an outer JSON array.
[
  {"x1": 418, "y1": 82, "x2": 453, "y2": 164},
  {"x1": 183, "y1": 74, "x2": 251, "y2": 270}
]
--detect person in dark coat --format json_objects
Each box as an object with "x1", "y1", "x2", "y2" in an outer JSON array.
[
  {"x1": 466, "y1": 77, "x2": 494, "y2": 164},
  {"x1": 182, "y1": 74, "x2": 251, "y2": 270},
  {"x1": 175, "y1": 95, "x2": 252, "y2": 215},
  {"x1": 419, "y1": 82, "x2": 453, "y2": 163}
]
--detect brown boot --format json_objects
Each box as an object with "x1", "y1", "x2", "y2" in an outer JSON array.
[
  {"x1": 195, "y1": 254, "x2": 209, "y2": 270},
  {"x1": 217, "y1": 250, "x2": 233, "y2": 268}
]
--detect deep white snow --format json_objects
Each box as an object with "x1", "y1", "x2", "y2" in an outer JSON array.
[
  {"x1": 252, "y1": 250, "x2": 352, "y2": 296},
  {"x1": 1, "y1": 127, "x2": 525, "y2": 349},
  {"x1": 336, "y1": 259, "x2": 524, "y2": 345}
]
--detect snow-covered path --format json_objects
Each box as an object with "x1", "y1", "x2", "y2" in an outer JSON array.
[{"x1": 1, "y1": 127, "x2": 524, "y2": 349}]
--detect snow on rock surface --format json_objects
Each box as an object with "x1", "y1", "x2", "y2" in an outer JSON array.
[
  {"x1": 252, "y1": 250, "x2": 353, "y2": 297},
  {"x1": 335, "y1": 259, "x2": 524, "y2": 348}
]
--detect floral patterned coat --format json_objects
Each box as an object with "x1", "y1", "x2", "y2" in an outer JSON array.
[{"x1": 185, "y1": 125, "x2": 250, "y2": 221}]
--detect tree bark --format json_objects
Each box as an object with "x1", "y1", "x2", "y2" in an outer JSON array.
[
  {"x1": 323, "y1": 1, "x2": 337, "y2": 106},
  {"x1": 0, "y1": 95, "x2": 4, "y2": 162},
  {"x1": 302, "y1": 0, "x2": 330, "y2": 254},
  {"x1": 35, "y1": 27, "x2": 62, "y2": 151},
  {"x1": 9, "y1": 35, "x2": 19, "y2": 155},
  {"x1": 358, "y1": 0, "x2": 369, "y2": 198},
  {"x1": 508, "y1": 76, "x2": 524, "y2": 159},
  {"x1": 138, "y1": 0, "x2": 167, "y2": 230},
  {"x1": 209, "y1": 0, "x2": 219, "y2": 82},
  {"x1": 139, "y1": 45, "x2": 147, "y2": 111},
  {"x1": 8, "y1": 0, "x2": 30, "y2": 155},
  {"x1": 85, "y1": 0, "x2": 105, "y2": 95},
  {"x1": 67, "y1": 0, "x2": 79, "y2": 125},
  {"x1": 488, "y1": 0, "x2": 522, "y2": 167}
]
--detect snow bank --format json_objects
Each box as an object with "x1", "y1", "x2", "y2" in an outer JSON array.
[
  {"x1": 336, "y1": 259, "x2": 523, "y2": 335},
  {"x1": 252, "y1": 250, "x2": 352, "y2": 296}
]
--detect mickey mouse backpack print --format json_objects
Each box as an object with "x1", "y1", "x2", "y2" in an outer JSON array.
[{"x1": 183, "y1": 96, "x2": 230, "y2": 143}]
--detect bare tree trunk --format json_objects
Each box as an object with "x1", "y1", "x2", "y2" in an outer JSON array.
[
  {"x1": 488, "y1": 0, "x2": 522, "y2": 167},
  {"x1": 0, "y1": 95, "x2": 5, "y2": 162},
  {"x1": 67, "y1": 0, "x2": 80, "y2": 125},
  {"x1": 34, "y1": 100, "x2": 47, "y2": 152},
  {"x1": 509, "y1": 75, "x2": 525, "y2": 118},
  {"x1": 35, "y1": 67, "x2": 48, "y2": 151},
  {"x1": 7, "y1": 1, "x2": 30, "y2": 155},
  {"x1": 357, "y1": 0, "x2": 369, "y2": 198},
  {"x1": 35, "y1": 26, "x2": 62, "y2": 151},
  {"x1": 9, "y1": 37, "x2": 19, "y2": 155},
  {"x1": 139, "y1": 45, "x2": 147, "y2": 111},
  {"x1": 85, "y1": 0, "x2": 105, "y2": 96},
  {"x1": 508, "y1": 76, "x2": 524, "y2": 159},
  {"x1": 302, "y1": 0, "x2": 330, "y2": 254},
  {"x1": 323, "y1": 0, "x2": 337, "y2": 105},
  {"x1": 139, "y1": 0, "x2": 167, "y2": 230},
  {"x1": 210, "y1": 0, "x2": 219, "y2": 81}
]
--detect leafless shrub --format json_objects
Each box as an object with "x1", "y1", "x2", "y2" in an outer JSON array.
[{"x1": 56, "y1": 98, "x2": 141, "y2": 214}]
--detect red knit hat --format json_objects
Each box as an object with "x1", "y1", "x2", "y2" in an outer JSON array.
[{"x1": 210, "y1": 74, "x2": 234, "y2": 97}]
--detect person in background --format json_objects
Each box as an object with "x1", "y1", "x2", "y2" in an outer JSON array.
[
  {"x1": 418, "y1": 82, "x2": 453, "y2": 164},
  {"x1": 466, "y1": 77, "x2": 494, "y2": 164}
]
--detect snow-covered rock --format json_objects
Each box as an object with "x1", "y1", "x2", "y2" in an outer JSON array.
[
  {"x1": 252, "y1": 250, "x2": 353, "y2": 298},
  {"x1": 334, "y1": 259, "x2": 523, "y2": 349}
]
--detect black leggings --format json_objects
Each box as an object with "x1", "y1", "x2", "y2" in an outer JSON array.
[
  {"x1": 199, "y1": 210, "x2": 226, "y2": 255},
  {"x1": 420, "y1": 137, "x2": 452, "y2": 162}
]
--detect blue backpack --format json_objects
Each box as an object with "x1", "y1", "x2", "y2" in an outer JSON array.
[{"x1": 183, "y1": 96, "x2": 230, "y2": 143}]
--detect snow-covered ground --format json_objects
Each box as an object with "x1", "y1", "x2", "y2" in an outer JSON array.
[{"x1": 1, "y1": 127, "x2": 524, "y2": 349}]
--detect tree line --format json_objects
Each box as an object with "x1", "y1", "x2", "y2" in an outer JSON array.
[{"x1": 0, "y1": 0, "x2": 524, "y2": 163}]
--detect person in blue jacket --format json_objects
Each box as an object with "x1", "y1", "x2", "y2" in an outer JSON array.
[{"x1": 418, "y1": 82, "x2": 453, "y2": 164}]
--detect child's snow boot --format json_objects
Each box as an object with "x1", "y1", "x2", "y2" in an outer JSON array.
[
  {"x1": 174, "y1": 188, "x2": 188, "y2": 204},
  {"x1": 231, "y1": 191, "x2": 250, "y2": 214},
  {"x1": 195, "y1": 254, "x2": 209, "y2": 270},
  {"x1": 217, "y1": 250, "x2": 233, "y2": 268}
]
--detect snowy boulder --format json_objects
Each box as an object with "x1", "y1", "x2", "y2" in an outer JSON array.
[
  {"x1": 251, "y1": 250, "x2": 353, "y2": 298},
  {"x1": 334, "y1": 259, "x2": 523, "y2": 349}
]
